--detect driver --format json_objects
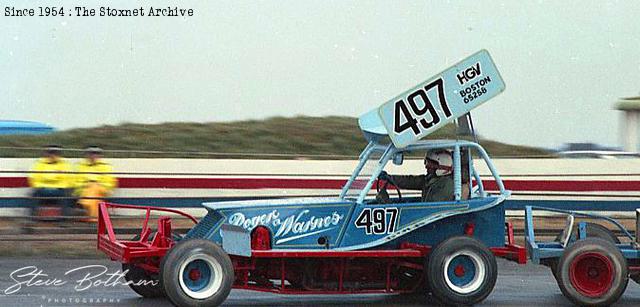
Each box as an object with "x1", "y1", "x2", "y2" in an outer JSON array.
[{"x1": 379, "y1": 150, "x2": 454, "y2": 202}]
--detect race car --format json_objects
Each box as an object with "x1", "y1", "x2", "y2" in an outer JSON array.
[{"x1": 97, "y1": 50, "x2": 525, "y2": 306}]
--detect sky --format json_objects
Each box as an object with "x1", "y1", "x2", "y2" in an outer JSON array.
[{"x1": 2, "y1": 0, "x2": 640, "y2": 149}]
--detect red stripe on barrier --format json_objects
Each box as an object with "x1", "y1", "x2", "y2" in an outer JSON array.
[
  {"x1": 484, "y1": 180, "x2": 640, "y2": 192},
  {"x1": 119, "y1": 178, "x2": 347, "y2": 189},
  {"x1": 0, "y1": 177, "x2": 27, "y2": 187},
  {"x1": 1, "y1": 177, "x2": 640, "y2": 192},
  {"x1": 0, "y1": 177, "x2": 346, "y2": 189}
]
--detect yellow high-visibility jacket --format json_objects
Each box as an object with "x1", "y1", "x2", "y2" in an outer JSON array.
[
  {"x1": 74, "y1": 159, "x2": 118, "y2": 194},
  {"x1": 28, "y1": 157, "x2": 73, "y2": 189}
]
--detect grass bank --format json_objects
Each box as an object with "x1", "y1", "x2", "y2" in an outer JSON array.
[{"x1": 0, "y1": 116, "x2": 549, "y2": 158}]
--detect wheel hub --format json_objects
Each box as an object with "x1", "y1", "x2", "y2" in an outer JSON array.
[
  {"x1": 178, "y1": 254, "x2": 224, "y2": 299},
  {"x1": 443, "y1": 249, "x2": 485, "y2": 294},
  {"x1": 189, "y1": 268, "x2": 201, "y2": 281},
  {"x1": 569, "y1": 252, "x2": 614, "y2": 298},
  {"x1": 454, "y1": 265, "x2": 466, "y2": 277}
]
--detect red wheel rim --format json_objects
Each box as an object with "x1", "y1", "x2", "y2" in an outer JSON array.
[{"x1": 569, "y1": 252, "x2": 614, "y2": 298}]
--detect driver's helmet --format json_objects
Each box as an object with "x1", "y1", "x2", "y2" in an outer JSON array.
[{"x1": 424, "y1": 150, "x2": 453, "y2": 176}]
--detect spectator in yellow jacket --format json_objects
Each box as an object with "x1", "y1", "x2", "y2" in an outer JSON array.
[
  {"x1": 74, "y1": 146, "x2": 117, "y2": 221},
  {"x1": 28, "y1": 145, "x2": 73, "y2": 216}
]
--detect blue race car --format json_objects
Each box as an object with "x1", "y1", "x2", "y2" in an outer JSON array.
[{"x1": 98, "y1": 50, "x2": 525, "y2": 307}]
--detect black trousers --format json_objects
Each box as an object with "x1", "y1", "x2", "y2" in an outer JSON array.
[{"x1": 31, "y1": 188, "x2": 73, "y2": 216}]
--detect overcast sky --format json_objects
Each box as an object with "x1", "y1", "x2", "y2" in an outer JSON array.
[{"x1": 2, "y1": 0, "x2": 640, "y2": 149}]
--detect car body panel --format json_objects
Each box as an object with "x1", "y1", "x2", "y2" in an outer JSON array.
[
  {"x1": 339, "y1": 195, "x2": 505, "y2": 250},
  {"x1": 186, "y1": 193, "x2": 506, "y2": 251},
  {"x1": 188, "y1": 198, "x2": 354, "y2": 249}
]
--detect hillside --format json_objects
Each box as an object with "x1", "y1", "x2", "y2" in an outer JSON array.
[{"x1": 0, "y1": 116, "x2": 550, "y2": 158}]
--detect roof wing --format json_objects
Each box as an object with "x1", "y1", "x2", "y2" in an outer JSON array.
[
  {"x1": 360, "y1": 49, "x2": 505, "y2": 148},
  {"x1": 358, "y1": 108, "x2": 388, "y2": 142}
]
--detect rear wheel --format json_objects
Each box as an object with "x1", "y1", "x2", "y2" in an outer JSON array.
[
  {"x1": 427, "y1": 236, "x2": 497, "y2": 306},
  {"x1": 161, "y1": 239, "x2": 234, "y2": 307},
  {"x1": 550, "y1": 222, "x2": 620, "y2": 280},
  {"x1": 556, "y1": 238, "x2": 628, "y2": 306}
]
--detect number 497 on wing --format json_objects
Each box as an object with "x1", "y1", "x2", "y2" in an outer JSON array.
[{"x1": 378, "y1": 50, "x2": 506, "y2": 148}]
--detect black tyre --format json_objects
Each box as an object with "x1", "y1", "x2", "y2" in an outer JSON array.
[
  {"x1": 427, "y1": 236, "x2": 497, "y2": 306},
  {"x1": 556, "y1": 238, "x2": 628, "y2": 306},
  {"x1": 161, "y1": 239, "x2": 234, "y2": 307},
  {"x1": 122, "y1": 262, "x2": 164, "y2": 298},
  {"x1": 550, "y1": 222, "x2": 620, "y2": 280},
  {"x1": 580, "y1": 223, "x2": 620, "y2": 244},
  {"x1": 123, "y1": 232, "x2": 182, "y2": 298}
]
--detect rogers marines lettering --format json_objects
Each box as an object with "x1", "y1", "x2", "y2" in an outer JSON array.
[{"x1": 227, "y1": 210, "x2": 344, "y2": 244}]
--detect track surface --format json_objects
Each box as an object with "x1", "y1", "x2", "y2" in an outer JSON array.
[{"x1": 0, "y1": 257, "x2": 639, "y2": 306}]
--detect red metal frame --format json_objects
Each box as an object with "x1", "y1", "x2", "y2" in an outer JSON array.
[
  {"x1": 230, "y1": 255, "x2": 425, "y2": 294},
  {"x1": 97, "y1": 203, "x2": 527, "y2": 294},
  {"x1": 97, "y1": 202, "x2": 198, "y2": 268},
  {"x1": 230, "y1": 223, "x2": 525, "y2": 295},
  {"x1": 491, "y1": 222, "x2": 528, "y2": 264}
]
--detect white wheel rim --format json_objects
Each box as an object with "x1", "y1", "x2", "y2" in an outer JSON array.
[
  {"x1": 443, "y1": 249, "x2": 486, "y2": 294},
  {"x1": 178, "y1": 253, "x2": 224, "y2": 299}
]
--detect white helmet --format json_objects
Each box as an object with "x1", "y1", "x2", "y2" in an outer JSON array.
[{"x1": 424, "y1": 150, "x2": 453, "y2": 176}]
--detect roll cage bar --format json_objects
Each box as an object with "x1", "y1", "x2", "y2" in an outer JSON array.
[{"x1": 339, "y1": 139, "x2": 508, "y2": 204}]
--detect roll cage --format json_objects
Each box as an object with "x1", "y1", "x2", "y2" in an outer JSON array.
[{"x1": 339, "y1": 139, "x2": 508, "y2": 204}]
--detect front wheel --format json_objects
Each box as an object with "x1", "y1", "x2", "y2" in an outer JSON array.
[
  {"x1": 161, "y1": 239, "x2": 234, "y2": 307},
  {"x1": 427, "y1": 236, "x2": 497, "y2": 306}
]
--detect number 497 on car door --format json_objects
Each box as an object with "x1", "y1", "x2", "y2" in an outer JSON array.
[{"x1": 354, "y1": 208, "x2": 399, "y2": 235}]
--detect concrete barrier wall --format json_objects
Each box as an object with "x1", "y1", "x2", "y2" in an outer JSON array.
[
  {"x1": 2, "y1": 158, "x2": 640, "y2": 213},
  {"x1": 3, "y1": 157, "x2": 640, "y2": 195}
]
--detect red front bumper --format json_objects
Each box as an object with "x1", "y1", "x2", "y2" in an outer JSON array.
[{"x1": 97, "y1": 202, "x2": 198, "y2": 265}]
